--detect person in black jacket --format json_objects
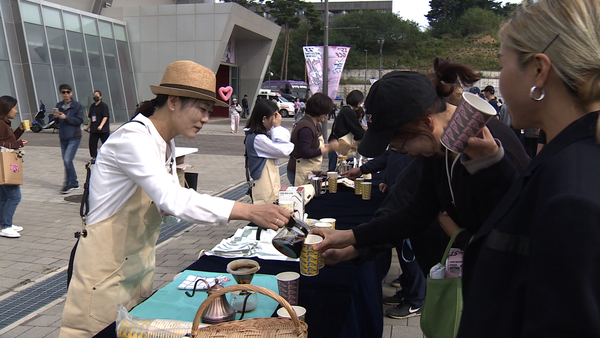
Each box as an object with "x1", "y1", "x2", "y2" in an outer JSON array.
[
  {"x1": 327, "y1": 90, "x2": 366, "y2": 171},
  {"x1": 454, "y1": 1, "x2": 600, "y2": 336},
  {"x1": 312, "y1": 59, "x2": 529, "y2": 275},
  {"x1": 85, "y1": 90, "x2": 110, "y2": 159},
  {"x1": 54, "y1": 84, "x2": 84, "y2": 194}
]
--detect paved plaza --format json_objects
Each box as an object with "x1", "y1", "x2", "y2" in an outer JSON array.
[{"x1": 0, "y1": 117, "x2": 423, "y2": 337}]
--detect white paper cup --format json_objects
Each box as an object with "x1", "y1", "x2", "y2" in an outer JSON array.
[
  {"x1": 440, "y1": 92, "x2": 498, "y2": 153},
  {"x1": 319, "y1": 218, "x2": 336, "y2": 229},
  {"x1": 277, "y1": 305, "x2": 306, "y2": 322}
]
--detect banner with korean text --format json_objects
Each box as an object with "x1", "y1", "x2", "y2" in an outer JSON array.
[{"x1": 303, "y1": 46, "x2": 350, "y2": 101}]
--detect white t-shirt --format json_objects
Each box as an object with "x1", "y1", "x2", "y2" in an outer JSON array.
[{"x1": 86, "y1": 114, "x2": 234, "y2": 225}]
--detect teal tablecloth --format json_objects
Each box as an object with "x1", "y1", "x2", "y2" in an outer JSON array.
[{"x1": 130, "y1": 270, "x2": 279, "y2": 322}]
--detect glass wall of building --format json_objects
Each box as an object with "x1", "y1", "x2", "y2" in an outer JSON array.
[
  {"x1": 18, "y1": 0, "x2": 136, "y2": 122},
  {"x1": 0, "y1": 9, "x2": 16, "y2": 100}
]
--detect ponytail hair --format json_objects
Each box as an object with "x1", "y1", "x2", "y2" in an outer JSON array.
[
  {"x1": 134, "y1": 95, "x2": 168, "y2": 118},
  {"x1": 427, "y1": 57, "x2": 481, "y2": 98}
]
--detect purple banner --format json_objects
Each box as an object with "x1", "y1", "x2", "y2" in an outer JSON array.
[{"x1": 303, "y1": 46, "x2": 350, "y2": 101}]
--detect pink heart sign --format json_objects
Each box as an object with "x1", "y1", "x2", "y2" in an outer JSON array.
[{"x1": 218, "y1": 86, "x2": 233, "y2": 101}]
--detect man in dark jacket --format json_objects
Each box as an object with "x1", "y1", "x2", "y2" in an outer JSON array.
[
  {"x1": 54, "y1": 84, "x2": 84, "y2": 194},
  {"x1": 482, "y1": 85, "x2": 499, "y2": 113}
]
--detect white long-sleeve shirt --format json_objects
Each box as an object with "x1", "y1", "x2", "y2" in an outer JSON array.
[
  {"x1": 86, "y1": 114, "x2": 234, "y2": 225},
  {"x1": 252, "y1": 126, "x2": 294, "y2": 160}
]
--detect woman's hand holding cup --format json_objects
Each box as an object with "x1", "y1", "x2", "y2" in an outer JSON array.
[{"x1": 463, "y1": 126, "x2": 499, "y2": 160}]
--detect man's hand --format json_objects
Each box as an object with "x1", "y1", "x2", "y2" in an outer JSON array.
[
  {"x1": 310, "y1": 228, "x2": 356, "y2": 252},
  {"x1": 343, "y1": 167, "x2": 362, "y2": 179},
  {"x1": 322, "y1": 246, "x2": 360, "y2": 265},
  {"x1": 230, "y1": 202, "x2": 291, "y2": 231}
]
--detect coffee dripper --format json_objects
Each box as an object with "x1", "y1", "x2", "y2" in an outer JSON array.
[{"x1": 226, "y1": 259, "x2": 261, "y2": 312}]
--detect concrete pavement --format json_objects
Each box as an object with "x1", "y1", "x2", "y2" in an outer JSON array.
[{"x1": 0, "y1": 117, "x2": 423, "y2": 337}]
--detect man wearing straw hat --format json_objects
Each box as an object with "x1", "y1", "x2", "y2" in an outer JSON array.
[{"x1": 59, "y1": 60, "x2": 292, "y2": 337}]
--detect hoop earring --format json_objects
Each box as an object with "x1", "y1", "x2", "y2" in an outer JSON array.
[{"x1": 530, "y1": 85, "x2": 545, "y2": 101}]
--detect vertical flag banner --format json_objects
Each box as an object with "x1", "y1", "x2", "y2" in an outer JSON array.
[{"x1": 303, "y1": 46, "x2": 350, "y2": 101}]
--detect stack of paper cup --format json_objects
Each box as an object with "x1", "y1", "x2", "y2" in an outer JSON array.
[{"x1": 327, "y1": 172, "x2": 338, "y2": 193}]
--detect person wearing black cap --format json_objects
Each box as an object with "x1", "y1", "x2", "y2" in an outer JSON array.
[
  {"x1": 482, "y1": 85, "x2": 499, "y2": 112},
  {"x1": 312, "y1": 58, "x2": 529, "y2": 296}
]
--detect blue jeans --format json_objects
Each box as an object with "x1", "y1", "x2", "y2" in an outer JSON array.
[
  {"x1": 60, "y1": 138, "x2": 81, "y2": 187},
  {"x1": 0, "y1": 185, "x2": 21, "y2": 229}
]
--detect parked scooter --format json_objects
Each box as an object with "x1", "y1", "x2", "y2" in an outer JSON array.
[{"x1": 30, "y1": 101, "x2": 59, "y2": 133}]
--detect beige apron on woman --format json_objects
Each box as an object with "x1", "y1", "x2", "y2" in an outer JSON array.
[
  {"x1": 60, "y1": 186, "x2": 162, "y2": 337},
  {"x1": 252, "y1": 158, "x2": 280, "y2": 205},
  {"x1": 294, "y1": 136, "x2": 324, "y2": 186}
]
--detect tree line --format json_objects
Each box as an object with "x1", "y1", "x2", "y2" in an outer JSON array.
[{"x1": 224, "y1": 0, "x2": 520, "y2": 81}]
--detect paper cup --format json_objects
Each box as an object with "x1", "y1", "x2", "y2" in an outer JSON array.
[
  {"x1": 300, "y1": 234, "x2": 323, "y2": 276},
  {"x1": 306, "y1": 218, "x2": 319, "y2": 226},
  {"x1": 354, "y1": 177, "x2": 364, "y2": 195},
  {"x1": 362, "y1": 182, "x2": 372, "y2": 200},
  {"x1": 440, "y1": 92, "x2": 498, "y2": 153},
  {"x1": 279, "y1": 201, "x2": 294, "y2": 212},
  {"x1": 276, "y1": 272, "x2": 300, "y2": 305},
  {"x1": 313, "y1": 222, "x2": 331, "y2": 229},
  {"x1": 319, "y1": 218, "x2": 336, "y2": 229},
  {"x1": 21, "y1": 120, "x2": 30, "y2": 131},
  {"x1": 327, "y1": 172, "x2": 337, "y2": 193},
  {"x1": 277, "y1": 306, "x2": 306, "y2": 322}
]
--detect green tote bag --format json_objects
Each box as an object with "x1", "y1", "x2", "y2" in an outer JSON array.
[{"x1": 420, "y1": 228, "x2": 465, "y2": 338}]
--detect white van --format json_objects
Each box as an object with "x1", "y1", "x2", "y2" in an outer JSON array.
[{"x1": 257, "y1": 89, "x2": 296, "y2": 117}]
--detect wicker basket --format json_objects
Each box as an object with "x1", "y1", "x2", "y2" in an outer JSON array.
[{"x1": 191, "y1": 284, "x2": 308, "y2": 338}]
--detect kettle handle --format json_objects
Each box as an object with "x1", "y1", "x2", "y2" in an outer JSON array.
[{"x1": 191, "y1": 284, "x2": 303, "y2": 337}]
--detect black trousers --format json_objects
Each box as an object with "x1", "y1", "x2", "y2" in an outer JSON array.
[{"x1": 89, "y1": 132, "x2": 109, "y2": 158}]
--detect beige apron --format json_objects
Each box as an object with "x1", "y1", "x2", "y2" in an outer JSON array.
[
  {"x1": 294, "y1": 136, "x2": 324, "y2": 186},
  {"x1": 60, "y1": 186, "x2": 163, "y2": 337},
  {"x1": 252, "y1": 158, "x2": 279, "y2": 205}
]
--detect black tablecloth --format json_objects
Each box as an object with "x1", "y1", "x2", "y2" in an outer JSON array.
[{"x1": 96, "y1": 176, "x2": 388, "y2": 338}]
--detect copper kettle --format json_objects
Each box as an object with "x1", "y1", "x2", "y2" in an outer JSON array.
[{"x1": 195, "y1": 279, "x2": 236, "y2": 324}]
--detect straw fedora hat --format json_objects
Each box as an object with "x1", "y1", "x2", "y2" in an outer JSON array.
[{"x1": 150, "y1": 60, "x2": 228, "y2": 107}]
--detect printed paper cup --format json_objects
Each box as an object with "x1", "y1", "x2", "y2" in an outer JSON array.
[
  {"x1": 440, "y1": 92, "x2": 498, "y2": 153},
  {"x1": 362, "y1": 182, "x2": 372, "y2": 200},
  {"x1": 276, "y1": 271, "x2": 300, "y2": 305},
  {"x1": 354, "y1": 177, "x2": 364, "y2": 195},
  {"x1": 279, "y1": 201, "x2": 294, "y2": 212},
  {"x1": 300, "y1": 234, "x2": 323, "y2": 275}
]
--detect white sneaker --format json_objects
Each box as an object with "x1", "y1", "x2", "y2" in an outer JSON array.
[
  {"x1": 12, "y1": 224, "x2": 23, "y2": 232},
  {"x1": 0, "y1": 227, "x2": 20, "y2": 238}
]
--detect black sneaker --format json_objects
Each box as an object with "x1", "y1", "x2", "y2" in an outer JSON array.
[
  {"x1": 386, "y1": 302, "x2": 422, "y2": 319},
  {"x1": 382, "y1": 293, "x2": 403, "y2": 306},
  {"x1": 70, "y1": 184, "x2": 80, "y2": 190},
  {"x1": 60, "y1": 185, "x2": 73, "y2": 194}
]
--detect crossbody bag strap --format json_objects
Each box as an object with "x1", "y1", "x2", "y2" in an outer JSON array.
[
  {"x1": 243, "y1": 134, "x2": 254, "y2": 201},
  {"x1": 440, "y1": 228, "x2": 466, "y2": 264},
  {"x1": 75, "y1": 119, "x2": 147, "y2": 239}
]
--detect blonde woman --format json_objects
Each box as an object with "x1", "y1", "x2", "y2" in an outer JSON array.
[{"x1": 457, "y1": 0, "x2": 600, "y2": 336}]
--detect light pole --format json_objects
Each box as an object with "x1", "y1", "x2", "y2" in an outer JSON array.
[
  {"x1": 268, "y1": 70, "x2": 273, "y2": 88},
  {"x1": 377, "y1": 37, "x2": 385, "y2": 79},
  {"x1": 364, "y1": 49, "x2": 368, "y2": 96}
]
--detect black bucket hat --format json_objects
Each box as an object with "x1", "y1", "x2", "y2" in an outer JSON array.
[{"x1": 358, "y1": 71, "x2": 437, "y2": 157}]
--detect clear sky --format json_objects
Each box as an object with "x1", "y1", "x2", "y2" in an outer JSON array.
[{"x1": 393, "y1": 0, "x2": 521, "y2": 29}]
